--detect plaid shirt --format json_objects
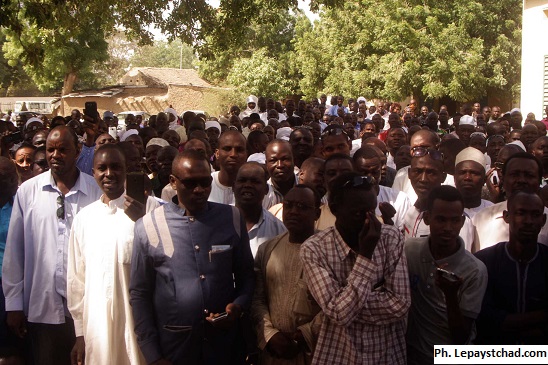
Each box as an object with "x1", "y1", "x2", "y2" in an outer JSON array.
[{"x1": 301, "y1": 225, "x2": 410, "y2": 365}]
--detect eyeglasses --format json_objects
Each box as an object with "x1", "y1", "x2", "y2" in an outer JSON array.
[
  {"x1": 57, "y1": 195, "x2": 65, "y2": 219},
  {"x1": 410, "y1": 146, "x2": 444, "y2": 161},
  {"x1": 172, "y1": 175, "x2": 213, "y2": 190},
  {"x1": 342, "y1": 175, "x2": 375, "y2": 189},
  {"x1": 321, "y1": 127, "x2": 348, "y2": 140},
  {"x1": 283, "y1": 200, "x2": 315, "y2": 211},
  {"x1": 26, "y1": 124, "x2": 43, "y2": 132}
]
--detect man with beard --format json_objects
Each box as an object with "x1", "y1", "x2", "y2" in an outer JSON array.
[
  {"x1": 453, "y1": 147, "x2": 493, "y2": 218},
  {"x1": 252, "y1": 185, "x2": 322, "y2": 364},
  {"x1": 234, "y1": 162, "x2": 286, "y2": 257}
]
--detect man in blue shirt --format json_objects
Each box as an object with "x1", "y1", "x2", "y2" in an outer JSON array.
[
  {"x1": 2, "y1": 126, "x2": 102, "y2": 365},
  {"x1": 0, "y1": 157, "x2": 18, "y2": 355},
  {"x1": 130, "y1": 149, "x2": 255, "y2": 364},
  {"x1": 328, "y1": 95, "x2": 349, "y2": 117}
]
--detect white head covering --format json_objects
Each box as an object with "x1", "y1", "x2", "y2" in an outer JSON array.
[
  {"x1": 510, "y1": 108, "x2": 521, "y2": 114},
  {"x1": 509, "y1": 140, "x2": 526, "y2": 152},
  {"x1": 205, "y1": 121, "x2": 221, "y2": 134},
  {"x1": 455, "y1": 147, "x2": 486, "y2": 167},
  {"x1": 246, "y1": 95, "x2": 258, "y2": 105},
  {"x1": 25, "y1": 117, "x2": 43, "y2": 129},
  {"x1": 357, "y1": 96, "x2": 367, "y2": 104},
  {"x1": 459, "y1": 115, "x2": 476, "y2": 126},
  {"x1": 164, "y1": 108, "x2": 178, "y2": 120},
  {"x1": 247, "y1": 152, "x2": 266, "y2": 164},
  {"x1": 146, "y1": 138, "x2": 170, "y2": 149},
  {"x1": 276, "y1": 127, "x2": 292, "y2": 141},
  {"x1": 120, "y1": 129, "x2": 139, "y2": 142}
]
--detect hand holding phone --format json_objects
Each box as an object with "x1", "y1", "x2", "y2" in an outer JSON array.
[
  {"x1": 435, "y1": 267, "x2": 462, "y2": 295},
  {"x1": 126, "y1": 172, "x2": 146, "y2": 205},
  {"x1": 84, "y1": 101, "x2": 98, "y2": 122}
]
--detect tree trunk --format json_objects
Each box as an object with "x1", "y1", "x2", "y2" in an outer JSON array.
[{"x1": 61, "y1": 71, "x2": 77, "y2": 116}]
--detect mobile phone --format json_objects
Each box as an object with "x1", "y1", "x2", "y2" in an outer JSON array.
[
  {"x1": 4, "y1": 131, "x2": 23, "y2": 144},
  {"x1": 108, "y1": 127, "x2": 117, "y2": 140},
  {"x1": 490, "y1": 170, "x2": 499, "y2": 186},
  {"x1": 126, "y1": 172, "x2": 146, "y2": 205},
  {"x1": 436, "y1": 268, "x2": 459, "y2": 282},
  {"x1": 84, "y1": 101, "x2": 98, "y2": 121},
  {"x1": 211, "y1": 312, "x2": 229, "y2": 322}
]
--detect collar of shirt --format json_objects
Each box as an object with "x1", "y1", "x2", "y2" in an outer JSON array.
[
  {"x1": 248, "y1": 209, "x2": 266, "y2": 233},
  {"x1": 100, "y1": 193, "x2": 126, "y2": 214},
  {"x1": 420, "y1": 236, "x2": 464, "y2": 265},
  {"x1": 332, "y1": 226, "x2": 356, "y2": 261},
  {"x1": 40, "y1": 170, "x2": 91, "y2": 198}
]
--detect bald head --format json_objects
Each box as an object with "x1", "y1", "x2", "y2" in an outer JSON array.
[{"x1": 410, "y1": 129, "x2": 439, "y2": 149}]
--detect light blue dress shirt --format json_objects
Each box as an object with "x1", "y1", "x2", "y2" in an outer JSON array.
[
  {"x1": 0, "y1": 199, "x2": 13, "y2": 275},
  {"x1": 2, "y1": 170, "x2": 101, "y2": 324},
  {"x1": 76, "y1": 144, "x2": 95, "y2": 176}
]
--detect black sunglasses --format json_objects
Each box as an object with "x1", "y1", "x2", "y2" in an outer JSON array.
[
  {"x1": 283, "y1": 200, "x2": 315, "y2": 211},
  {"x1": 342, "y1": 175, "x2": 375, "y2": 189},
  {"x1": 410, "y1": 146, "x2": 444, "y2": 161},
  {"x1": 57, "y1": 195, "x2": 65, "y2": 219},
  {"x1": 321, "y1": 127, "x2": 348, "y2": 140},
  {"x1": 172, "y1": 175, "x2": 213, "y2": 190}
]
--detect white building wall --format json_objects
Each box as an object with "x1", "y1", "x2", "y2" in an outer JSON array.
[{"x1": 521, "y1": 0, "x2": 548, "y2": 119}]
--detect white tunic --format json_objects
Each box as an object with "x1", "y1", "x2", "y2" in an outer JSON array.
[{"x1": 67, "y1": 195, "x2": 158, "y2": 365}]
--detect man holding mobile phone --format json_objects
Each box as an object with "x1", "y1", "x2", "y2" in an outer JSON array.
[
  {"x1": 67, "y1": 144, "x2": 158, "y2": 365},
  {"x1": 405, "y1": 185, "x2": 487, "y2": 365}
]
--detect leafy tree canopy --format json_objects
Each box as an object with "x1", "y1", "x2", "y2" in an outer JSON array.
[{"x1": 292, "y1": 0, "x2": 521, "y2": 102}]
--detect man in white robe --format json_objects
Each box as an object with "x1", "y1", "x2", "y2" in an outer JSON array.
[{"x1": 67, "y1": 144, "x2": 158, "y2": 365}]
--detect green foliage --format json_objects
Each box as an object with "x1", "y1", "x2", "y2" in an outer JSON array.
[
  {"x1": 130, "y1": 40, "x2": 195, "y2": 70},
  {"x1": 198, "y1": 6, "x2": 308, "y2": 100},
  {"x1": 227, "y1": 48, "x2": 293, "y2": 100},
  {"x1": 292, "y1": 0, "x2": 521, "y2": 102}
]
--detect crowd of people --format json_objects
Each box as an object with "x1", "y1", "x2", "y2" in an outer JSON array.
[{"x1": 0, "y1": 94, "x2": 547, "y2": 365}]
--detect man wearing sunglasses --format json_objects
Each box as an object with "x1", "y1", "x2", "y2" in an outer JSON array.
[
  {"x1": 3, "y1": 126, "x2": 102, "y2": 365},
  {"x1": 403, "y1": 146, "x2": 478, "y2": 252},
  {"x1": 301, "y1": 171, "x2": 410, "y2": 364},
  {"x1": 320, "y1": 125, "x2": 351, "y2": 159},
  {"x1": 392, "y1": 129, "x2": 453, "y2": 203},
  {"x1": 130, "y1": 150, "x2": 254, "y2": 365}
]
